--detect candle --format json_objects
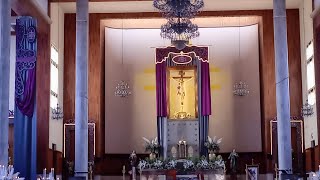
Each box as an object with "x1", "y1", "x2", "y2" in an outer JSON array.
[{"x1": 43, "y1": 168, "x2": 46, "y2": 179}]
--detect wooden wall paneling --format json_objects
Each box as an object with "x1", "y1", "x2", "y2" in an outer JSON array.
[
  {"x1": 313, "y1": 12, "x2": 320, "y2": 169},
  {"x1": 305, "y1": 148, "x2": 312, "y2": 172},
  {"x1": 315, "y1": 146, "x2": 320, "y2": 171},
  {"x1": 36, "y1": 24, "x2": 51, "y2": 172},
  {"x1": 63, "y1": 14, "x2": 76, "y2": 121},
  {"x1": 89, "y1": 14, "x2": 104, "y2": 157},
  {"x1": 287, "y1": 10, "x2": 302, "y2": 117}
]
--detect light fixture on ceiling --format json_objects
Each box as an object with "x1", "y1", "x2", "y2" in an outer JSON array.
[
  {"x1": 8, "y1": 110, "x2": 14, "y2": 119},
  {"x1": 233, "y1": 81, "x2": 250, "y2": 96},
  {"x1": 115, "y1": 19, "x2": 132, "y2": 98},
  {"x1": 301, "y1": 100, "x2": 313, "y2": 117},
  {"x1": 153, "y1": 0, "x2": 204, "y2": 19},
  {"x1": 160, "y1": 17, "x2": 199, "y2": 50},
  {"x1": 52, "y1": 103, "x2": 64, "y2": 120}
]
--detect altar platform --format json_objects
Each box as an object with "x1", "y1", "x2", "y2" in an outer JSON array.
[{"x1": 140, "y1": 169, "x2": 225, "y2": 180}]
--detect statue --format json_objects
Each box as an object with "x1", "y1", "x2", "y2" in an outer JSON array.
[
  {"x1": 172, "y1": 70, "x2": 193, "y2": 119},
  {"x1": 129, "y1": 150, "x2": 138, "y2": 180},
  {"x1": 228, "y1": 149, "x2": 239, "y2": 173},
  {"x1": 129, "y1": 150, "x2": 138, "y2": 167}
]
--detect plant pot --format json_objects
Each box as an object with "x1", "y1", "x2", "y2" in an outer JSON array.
[{"x1": 149, "y1": 153, "x2": 156, "y2": 160}]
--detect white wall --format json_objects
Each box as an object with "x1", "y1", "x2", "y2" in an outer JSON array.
[
  {"x1": 105, "y1": 24, "x2": 261, "y2": 153},
  {"x1": 300, "y1": 0, "x2": 317, "y2": 149},
  {"x1": 49, "y1": 3, "x2": 65, "y2": 152}
]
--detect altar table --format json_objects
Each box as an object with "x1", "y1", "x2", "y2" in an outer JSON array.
[{"x1": 140, "y1": 169, "x2": 225, "y2": 180}]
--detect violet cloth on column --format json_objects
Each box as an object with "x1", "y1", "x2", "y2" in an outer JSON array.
[
  {"x1": 201, "y1": 61, "x2": 211, "y2": 116},
  {"x1": 14, "y1": 16, "x2": 37, "y2": 180},
  {"x1": 156, "y1": 62, "x2": 167, "y2": 117}
]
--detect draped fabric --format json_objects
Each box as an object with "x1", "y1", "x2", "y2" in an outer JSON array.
[
  {"x1": 201, "y1": 61, "x2": 211, "y2": 116},
  {"x1": 156, "y1": 62, "x2": 167, "y2": 117},
  {"x1": 14, "y1": 17, "x2": 37, "y2": 180}
]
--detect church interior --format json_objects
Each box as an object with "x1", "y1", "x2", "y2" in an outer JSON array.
[{"x1": 1, "y1": 0, "x2": 320, "y2": 179}]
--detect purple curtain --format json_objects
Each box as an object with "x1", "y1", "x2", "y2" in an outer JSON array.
[
  {"x1": 201, "y1": 61, "x2": 211, "y2": 115},
  {"x1": 15, "y1": 68, "x2": 36, "y2": 117},
  {"x1": 156, "y1": 62, "x2": 167, "y2": 117}
]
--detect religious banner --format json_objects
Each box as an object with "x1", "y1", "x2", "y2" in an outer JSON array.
[{"x1": 14, "y1": 16, "x2": 37, "y2": 180}]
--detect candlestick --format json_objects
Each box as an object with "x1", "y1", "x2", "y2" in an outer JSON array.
[
  {"x1": 43, "y1": 168, "x2": 47, "y2": 180},
  {"x1": 122, "y1": 165, "x2": 125, "y2": 180}
]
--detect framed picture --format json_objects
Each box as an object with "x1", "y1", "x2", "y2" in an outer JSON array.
[{"x1": 246, "y1": 165, "x2": 259, "y2": 180}]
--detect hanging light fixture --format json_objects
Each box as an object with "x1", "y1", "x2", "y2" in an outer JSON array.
[
  {"x1": 8, "y1": 110, "x2": 14, "y2": 119},
  {"x1": 153, "y1": 0, "x2": 204, "y2": 19},
  {"x1": 233, "y1": 18, "x2": 249, "y2": 97},
  {"x1": 52, "y1": 103, "x2": 64, "y2": 120},
  {"x1": 160, "y1": 17, "x2": 199, "y2": 50},
  {"x1": 301, "y1": 100, "x2": 314, "y2": 117},
  {"x1": 115, "y1": 19, "x2": 132, "y2": 98},
  {"x1": 233, "y1": 81, "x2": 250, "y2": 96}
]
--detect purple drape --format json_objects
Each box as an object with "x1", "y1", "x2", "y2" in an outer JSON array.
[
  {"x1": 201, "y1": 61, "x2": 211, "y2": 115},
  {"x1": 156, "y1": 62, "x2": 167, "y2": 117},
  {"x1": 15, "y1": 68, "x2": 36, "y2": 117}
]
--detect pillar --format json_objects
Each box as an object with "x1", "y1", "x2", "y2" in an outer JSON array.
[
  {"x1": 75, "y1": 0, "x2": 88, "y2": 177},
  {"x1": 273, "y1": 0, "x2": 293, "y2": 175},
  {"x1": 0, "y1": 0, "x2": 10, "y2": 166}
]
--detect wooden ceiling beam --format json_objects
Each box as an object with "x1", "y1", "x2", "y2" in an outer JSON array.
[
  {"x1": 50, "y1": 0, "x2": 152, "y2": 2},
  {"x1": 11, "y1": 0, "x2": 52, "y2": 33}
]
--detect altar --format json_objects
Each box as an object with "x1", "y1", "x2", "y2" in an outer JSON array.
[
  {"x1": 155, "y1": 46, "x2": 211, "y2": 158},
  {"x1": 140, "y1": 169, "x2": 225, "y2": 180}
]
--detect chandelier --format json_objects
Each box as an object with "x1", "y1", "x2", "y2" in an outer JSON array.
[
  {"x1": 161, "y1": 18, "x2": 199, "y2": 50},
  {"x1": 114, "y1": 19, "x2": 132, "y2": 98},
  {"x1": 52, "y1": 103, "x2": 64, "y2": 120},
  {"x1": 115, "y1": 80, "x2": 131, "y2": 97},
  {"x1": 160, "y1": 18, "x2": 199, "y2": 39},
  {"x1": 153, "y1": 0, "x2": 204, "y2": 19},
  {"x1": 8, "y1": 110, "x2": 14, "y2": 118},
  {"x1": 233, "y1": 81, "x2": 250, "y2": 96},
  {"x1": 301, "y1": 100, "x2": 314, "y2": 117}
]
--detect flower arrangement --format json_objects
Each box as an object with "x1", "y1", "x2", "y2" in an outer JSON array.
[
  {"x1": 142, "y1": 137, "x2": 161, "y2": 154},
  {"x1": 204, "y1": 136, "x2": 222, "y2": 153},
  {"x1": 137, "y1": 156, "x2": 225, "y2": 172},
  {"x1": 165, "y1": 160, "x2": 177, "y2": 170}
]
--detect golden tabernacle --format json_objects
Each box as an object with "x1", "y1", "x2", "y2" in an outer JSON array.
[{"x1": 168, "y1": 67, "x2": 198, "y2": 119}]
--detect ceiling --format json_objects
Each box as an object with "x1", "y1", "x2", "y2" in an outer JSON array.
[{"x1": 56, "y1": 0, "x2": 302, "y2": 14}]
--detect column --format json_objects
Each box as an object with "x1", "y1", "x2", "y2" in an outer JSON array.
[
  {"x1": 273, "y1": 0, "x2": 292, "y2": 175},
  {"x1": 0, "y1": 0, "x2": 10, "y2": 166},
  {"x1": 75, "y1": 0, "x2": 88, "y2": 178}
]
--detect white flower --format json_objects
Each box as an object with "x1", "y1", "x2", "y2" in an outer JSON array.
[
  {"x1": 165, "y1": 160, "x2": 177, "y2": 169},
  {"x1": 153, "y1": 160, "x2": 163, "y2": 169},
  {"x1": 142, "y1": 137, "x2": 151, "y2": 144},
  {"x1": 183, "y1": 160, "x2": 194, "y2": 169},
  {"x1": 138, "y1": 160, "x2": 148, "y2": 170}
]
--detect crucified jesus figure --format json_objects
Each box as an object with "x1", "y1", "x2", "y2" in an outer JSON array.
[{"x1": 172, "y1": 70, "x2": 193, "y2": 119}]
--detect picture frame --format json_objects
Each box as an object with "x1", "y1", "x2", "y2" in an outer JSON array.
[{"x1": 246, "y1": 164, "x2": 259, "y2": 180}]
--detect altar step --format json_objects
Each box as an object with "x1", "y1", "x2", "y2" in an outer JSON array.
[{"x1": 93, "y1": 174, "x2": 275, "y2": 180}]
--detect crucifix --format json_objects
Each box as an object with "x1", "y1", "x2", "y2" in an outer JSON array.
[{"x1": 172, "y1": 70, "x2": 193, "y2": 119}]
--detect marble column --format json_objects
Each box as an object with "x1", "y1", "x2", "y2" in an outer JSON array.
[
  {"x1": 273, "y1": 0, "x2": 292, "y2": 175},
  {"x1": 0, "y1": 0, "x2": 10, "y2": 166},
  {"x1": 75, "y1": 0, "x2": 88, "y2": 177}
]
